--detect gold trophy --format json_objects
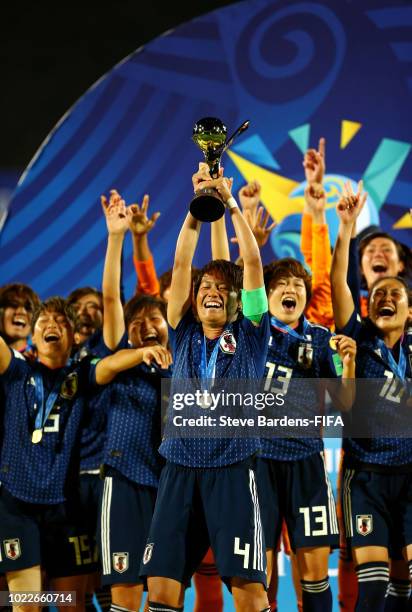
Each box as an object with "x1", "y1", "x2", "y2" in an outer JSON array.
[{"x1": 190, "y1": 117, "x2": 249, "y2": 222}]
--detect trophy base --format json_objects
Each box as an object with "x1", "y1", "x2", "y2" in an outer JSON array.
[{"x1": 190, "y1": 188, "x2": 225, "y2": 222}]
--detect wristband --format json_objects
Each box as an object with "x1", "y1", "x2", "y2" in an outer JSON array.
[{"x1": 225, "y1": 196, "x2": 238, "y2": 210}]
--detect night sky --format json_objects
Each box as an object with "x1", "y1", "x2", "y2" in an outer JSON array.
[{"x1": 2, "y1": 1, "x2": 238, "y2": 170}]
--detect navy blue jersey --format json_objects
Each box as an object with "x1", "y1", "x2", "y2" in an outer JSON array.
[
  {"x1": 261, "y1": 318, "x2": 341, "y2": 461},
  {"x1": 0, "y1": 351, "x2": 97, "y2": 503},
  {"x1": 77, "y1": 332, "x2": 127, "y2": 472},
  {"x1": 339, "y1": 311, "x2": 412, "y2": 466},
  {"x1": 73, "y1": 329, "x2": 107, "y2": 362},
  {"x1": 159, "y1": 309, "x2": 270, "y2": 467},
  {"x1": 103, "y1": 363, "x2": 171, "y2": 487}
]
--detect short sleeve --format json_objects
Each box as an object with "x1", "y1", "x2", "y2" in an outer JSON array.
[
  {"x1": 0, "y1": 349, "x2": 30, "y2": 386},
  {"x1": 336, "y1": 308, "x2": 362, "y2": 340},
  {"x1": 239, "y1": 311, "x2": 270, "y2": 374},
  {"x1": 168, "y1": 308, "x2": 196, "y2": 357}
]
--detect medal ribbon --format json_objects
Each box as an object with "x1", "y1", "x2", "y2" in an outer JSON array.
[
  {"x1": 270, "y1": 316, "x2": 310, "y2": 341},
  {"x1": 200, "y1": 335, "x2": 222, "y2": 391},
  {"x1": 33, "y1": 366, "x2": 70, "y2": 431},
  {"x1": 376, "y1": 337, "x2": 407, "y2": 381}
]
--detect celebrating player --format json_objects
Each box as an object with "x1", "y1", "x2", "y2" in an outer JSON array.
[
  {"x1": 331, "y1": 181, "x2": 412, "y2": 611},
  {"x1": 0, "y1": 297, "x2": 168, "y2": 611},
  {"x1": 258, "y1": 257, "x2": 356, "y2": 612},
  {"x1": 143, "y1": 169, "x2": 271, "y2": 612},
  {"x1": 98, "y1": 192, "x2": 172, "y2": 612}
]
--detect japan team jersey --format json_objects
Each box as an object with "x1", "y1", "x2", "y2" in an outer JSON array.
[
  {"x1": 103, "y1": 363, "x2": 171, "y2": 487},
  {"x1": 159, "y1": 308, "x2": 270, "y2": 468},
  {"x1": 339, "y1": 310, "x2": 412, "y2": 466},
  {"x1": 0, "y1": 350, "x2": 97, "y2": 503},
  {"x1": 261, "y1": 317, "x2": 341, "y2": 461},
  {"x1": 77, "y1": 331, "x2": 127, "y2": 472}
]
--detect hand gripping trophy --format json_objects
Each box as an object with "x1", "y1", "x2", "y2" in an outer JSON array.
[{"x1": 190, "y1": 117, "x2": 249, "y2": 222}]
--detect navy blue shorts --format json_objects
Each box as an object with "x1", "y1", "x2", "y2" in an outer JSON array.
[
  {"x1": 98, "y1": 468, "x2": 156, "y2": 585},
  {"x1": 78, "y1": 473, "x2": 102, "y2": 572},
  {"x1": 0, "y1": 485, "x2": 95, "y2": 576},
  {"x1": 140, "y1": 459, "x2": 266, "y2": 588},
  {"x1": 257, "y1": 453, "x2": 339, "y2": 552},
  {"x1": 341, "y1": 465, "x2": 412, "y2": 559}
]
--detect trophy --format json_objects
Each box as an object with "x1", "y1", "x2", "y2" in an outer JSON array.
[{"x1": 190, "y1": 117, "x2": 250, "y2": 222}]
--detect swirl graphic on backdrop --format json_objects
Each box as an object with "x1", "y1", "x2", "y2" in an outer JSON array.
[{"x1": 236, "y1": 1, "x2": 345, "y2": 103}]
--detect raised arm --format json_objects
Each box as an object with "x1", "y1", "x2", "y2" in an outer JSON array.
[
  {"x1": 129, "y1": 194, "x2": 161, "y2": 296},
  {"x1": 167, "y1": 211, "x2": 202, "y2": 329},
  {"x1": 301, "y1": 138, "x2": 326, "y2": 267},
  {"x1": 192, "y1": 163, "x2": 230, "y2": 261},
  {"x1": 231, "y1": 207, "x2": 264, "y2": 289},
  {"x1": 233, "y1": 181, "x2": 275, "y2": 264},
  {"x1": 101, "y1": 190, "x2": 129, "y2": 350},
  {"x1": 206, "y1": 176, "x2": 264, "y2": 290},
  {"x1": 0, "y1": 337, "x2": 11, "y2": 374},
  {"x1": 95, "y1": 345, "x2": 172, "y2": 385},
  {"x1": 331, "y1": 181, "x2": 367, "y2": 329}
]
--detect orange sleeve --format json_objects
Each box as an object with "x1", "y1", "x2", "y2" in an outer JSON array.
[
  {"x1": 133, "y1": 255, "x2": 160, "y2": 296},
  {"x1": 360, "y1": 295, "x2": 368, "y2": 318},
  {"x1": 304, "y1": 222, "x2": 334, "y2": 330},
  {"x1": 301, "y1": 213, "x2": 312, "y2": 268},
  {"x1": 311, "y1": 223, "x2": 332, "y2": 286}
]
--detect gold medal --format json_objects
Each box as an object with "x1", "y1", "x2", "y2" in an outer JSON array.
[
  {"x1": 329, "y1": 337, "x2": 338, "y2": 351},
  {"x1": 32, "y1": 429, "x2": 43, "y2": 444}
]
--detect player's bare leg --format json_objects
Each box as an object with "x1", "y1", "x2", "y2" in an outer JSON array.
[
  {"x1": 147, "y1": 577, "x2": 184, "y2": 609},
  {"x1": 111, "y1": 584, "x2": 143, "y2": 611},
  {"x1": 51, "y1": 574, "x2": 88, "y2": 612},
  {"x1": 290, "y1": 551, "x2": 302, "y2": 611},
  {"x1": 6, "y1": 565, "x2": 42, "y2": 612},
  {"x1": 296, "y1": 546, "x2": 330, "y2": 581},
  {"x1": 231, "y1": 577, "x2": 269, "y2": 612},
  {"x1": 266, "y1": 549, "x2": 279, "y2": 611}
]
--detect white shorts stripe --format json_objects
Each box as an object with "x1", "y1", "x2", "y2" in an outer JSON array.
[
  {"x1": 101, "y1": 476, "x2": 113, "y2": 575},
  {"x1": 248, "y1": 469, "x2": 264, "y2": 571},
  {"x1": 321, "y1": 452, "x2": 339, "y2": 535},
  {"x1": 343, "y1": 468, "x2": 355, "y2": 538}
]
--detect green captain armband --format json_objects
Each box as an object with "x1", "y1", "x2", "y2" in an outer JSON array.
[{"x1": 241, "y1": 286, "x2": 268, "y2": 323}]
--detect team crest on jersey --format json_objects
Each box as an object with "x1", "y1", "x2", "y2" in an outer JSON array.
[
  {"x1": 60, "y1": 372, "x2": 78, "y2": 399},
  {"x1": 112, "y1": 552, "x2": 129, "y2": 573},
  {"x1": 297, "y1": 343, "x2": 313, "y2": 369},
  {"x1": 4, "y1": 539, "x2": 21, "y2": 560},
  {"x1": 143, "y1": 543, "x2": 154, "y2": 564},
  {"x1": 220, "y1": 331, "x2": 236, "y2": 354},
  {"x1": 356, "y1": 515, "x2": 373, "y2": 536}
]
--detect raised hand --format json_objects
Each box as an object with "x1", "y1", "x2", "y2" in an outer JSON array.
[
  {"x1": 128, "y1": 194, "x2": 160, "y2": 236},
  {"x1": 304, "y1": 182, "x2": 326, "y2": 221},
  {"x1": 231, "y1": 206, "x2": 276, "y2": 248},
  {"x1": 138, "y1": 345, "x2": 172, "y2": 369},
  {"x1": 101, "y1": 189, "x2": 129, "y2": 235},
  {"x1": 238, "y1": 180, "x2": 261, "y2": 212},
  {"x1": 199, "y1": 175, "x2": 233, "y2": 203},
  {"x1": 336, "y1": 180, "x2": 368, "y2": 225},
  {"x1": 303, "y1": 137, "x2": 326, "y2": 185},
  {"x1": 334, "y1": 334, "x2": 357, "y2": 368},
  {"x1": 192, "y1": 162, "x2": 212, "y2": 193}
]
